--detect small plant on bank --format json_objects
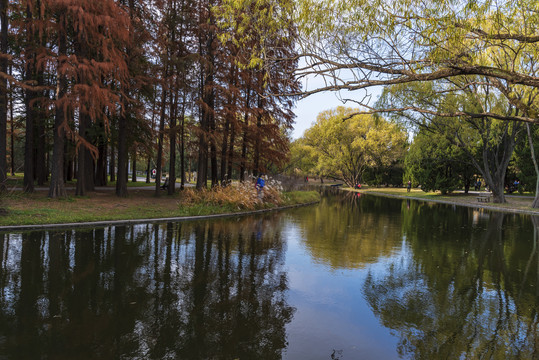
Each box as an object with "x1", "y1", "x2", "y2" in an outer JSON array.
[{"x1": 178, "y1": 178, "x2": 283, "y2": 211}]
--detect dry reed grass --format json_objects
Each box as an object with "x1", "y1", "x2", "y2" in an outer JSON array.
[{"x1": 179, "y1": 177, "x2": 283, "y2": 210}]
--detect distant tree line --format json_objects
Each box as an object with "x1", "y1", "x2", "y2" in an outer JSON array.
[
  {"x1": 0, "y1": 0, "x2": 299, "y2": 198},
  {"x1": 290, "y1": 104, "x2": 538, "y2": 202}
]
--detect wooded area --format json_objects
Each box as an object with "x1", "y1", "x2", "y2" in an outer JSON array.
[{"x1": 0, "y1": 0, "x2": 299, "y2": 198}]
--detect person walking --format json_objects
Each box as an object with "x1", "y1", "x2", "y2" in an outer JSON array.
[{"x1": 256, "y1": 174, "x2": 265, "y2": 199}]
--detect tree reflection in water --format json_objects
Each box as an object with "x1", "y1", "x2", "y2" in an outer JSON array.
[
  {"x1": 364, "y1": 205, "x2": 539, "y2": 359},
  {"x1": 0, "y1": 215, "x2": 293, "y2": 359}
]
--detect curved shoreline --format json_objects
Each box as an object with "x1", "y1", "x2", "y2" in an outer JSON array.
[
  {"x1": 356, "y1": 190, "x2": 539, "y2": 216},
  {"x1": 0, "y1": 201, "x2": 319, "y2": 232}
]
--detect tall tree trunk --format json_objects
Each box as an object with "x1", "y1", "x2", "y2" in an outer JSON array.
[
  {"x1": 23, "y1": 2, "x2": 35, "y2": 193},
  {"x1": 23, "y1": 98, "x2": 34, "y2": 192},
  {"x1": 155, "y1": 87, "x2": 167, "y2": 195},
  {"x1": 221, "y1": 65, "x2": 236, "y2": 184},
  {"x1": 179, "y1": 99, "x2": 186, "y2": 189},
  {"x1": 95, "y1": 111, "x2": 108, "y2": 186},
  {"x1": 95, "y1": 135, "x2": 107, "y2": 186},
  {"x1": 146, "y1": 93, "x2": 157, "y2": 184},
  {"x1": 49, "y1": 11, "x2": 67, "y2": 198},
  {"x1": 109, "y1": 143, "x2": 115, "y2": 182},
  {"x1": 227, "y1": 121, "x2": 235, "y2": 181},
  {"x1": 0, "y1": 0, "x2": 7, "y2": 191},
  {"x1": 75, "y1": 115, "x2": 88, "y2": 196},
  {"x1": 196, "y1": 114, "x2": 208, "y2": 190},
  {"x1": 253, "y1": 94, "x2": 263, "y2": 176},
  {"x1": 9, "y1": 65, "x2": 14, "y2": 176},
  {"x1": 210, "y1": 114, "x2": 217, "y2": 187},
  {"x1": 220, "y1": 114, "x2": 229, "y2": 184},
  {"x1": 146, "y1": 157, "x2": 151, "y2": 184},
  {"x1": 131, "y1": 148, "x2": 137, "y2": 182},
  {"x1": 168, "y1": 88, "x2": 178, "y2": 195},
  {"x1": 116, "y1": 112, "x2": 128, "y2": 197},
  {"x1": 35, "y1": 110, "x2": 46, "y2": 185},
  {"x1": 239, "y1": 88, "x2": 251, "y2": 182},
  {"x1": 65, "y1": 143, "x2": 73, "y2": 182},
  {"x1": 527, "y1": 124, "x2": 539, "y2": 208},
  {"x1": 196, "y1": 60, "x2": 208, "y2": 190},
  {"x1": 84, "y1": 143, "x2": 95, "y2": 191}
]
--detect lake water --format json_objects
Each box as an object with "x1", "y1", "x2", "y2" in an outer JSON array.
[{"x1": 1, "y1": 191, "x2": 538, "y2": 359}]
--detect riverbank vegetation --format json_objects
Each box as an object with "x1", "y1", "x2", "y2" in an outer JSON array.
[{"x1": 0, "y1": 188, "x2": 320, "y2": 227}]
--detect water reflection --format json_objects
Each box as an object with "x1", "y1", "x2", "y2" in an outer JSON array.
[
  {"x1": 365, "y1": 201, "x2": 539, "y2": 359},
  {"x1": 2, "y1": 193, "x2": 539, "y2": 359},
  {"x1": 0, "y1": 216, "x2": 293, "y2": 359},
  {"x1": 300, "y1": 193, "x2": 405, "y2": 269}
]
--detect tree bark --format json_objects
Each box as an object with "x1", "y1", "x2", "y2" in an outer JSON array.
[
  {"x1": 168, "y1": 87, "x2": 178, "y2": 195},
  {"x1": 95, "y1": 136, "x2": 108, "y2": 186},
  {"x1": 35, "y1": 95, "x2": 46, "y2": 186},
  {"x1": 109, "y1": 143, "x2": 115, "y2": 182},
  {"x1": 527, "y1": 124, "x2": 539, "y2": 208},
  {"x1": 227, "y1": 121, "x2": 235, "y2": 181},
  {"x1": 75, "y1": 115, "x2": 88, "y2": 196},
  {"x1": 179, "y1": 98, "x2": 186, "y2": 189},
  {"x1": 146, "y1": 157, "x2": 151, "y2": 184},
  {"x1": 131, "y1": 148, "x2": 137, "y2": 183},
  {"x1": 116, "y1": 112, "x2": 128, "y2": 197},
  {"x1": 0, "y1": 0, "x2": 7, "y2": 191},
  {"x1": 9, "y1": 67, "x2": 14, "y2": 176},
  {"x1": 155, "y1": 87, "x2": 167, "y2": 195},
  {"x1": 253, "y1": 93, "x2": 263, "y2": 176},
  {"x1": 23, "y1": 2, "x2": 35, "y2": 193},
  {"x1": 239, "y1": 88, "x2": 250, "y2": 182},
  {"x1": 48, "y1": 11, "x2": 67, "y2": 198}
]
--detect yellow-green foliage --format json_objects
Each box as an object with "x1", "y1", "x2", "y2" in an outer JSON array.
[{"x1": 179, "y1": 179, "x2": 283, "y2": 210}]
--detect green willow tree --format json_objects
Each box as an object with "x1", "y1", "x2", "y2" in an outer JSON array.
[
  {"x1": 405, "y1": 127, "x2": 476, "y2": 194},
  {"x1": 377, "y1": 79, "x2": 524, "y2": 202},
  {"x1": 299, "y1": 107, "x2": 407, "y2": 187}
]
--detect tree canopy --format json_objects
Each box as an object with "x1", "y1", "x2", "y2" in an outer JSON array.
[
  {"x1": 295, "y1": 107, "x2": 407, "y2": 187},
  {"x1": 0, "y1": 0, "x2": 300, "y2": 197}
]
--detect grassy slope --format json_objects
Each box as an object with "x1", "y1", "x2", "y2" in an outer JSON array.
[{"x1": 0, "y1": 189, "x2": 320, "y2": 226}]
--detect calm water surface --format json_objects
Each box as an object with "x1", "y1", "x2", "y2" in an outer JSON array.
[{"x1": 1, "y1": 192, "x2": 539, "y2": 359}]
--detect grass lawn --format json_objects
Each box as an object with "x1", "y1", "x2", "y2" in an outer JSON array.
[
  {"x1": 353, "y1": 186, "x2": 539, "y2": 214},
  {"x1": 0, "y1": 188, "x2": 320, "y2": 227}
]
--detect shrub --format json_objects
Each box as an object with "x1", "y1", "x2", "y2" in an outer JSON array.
[{"x1": 179, "y1": 178, "x2": 283, "y2": 211}]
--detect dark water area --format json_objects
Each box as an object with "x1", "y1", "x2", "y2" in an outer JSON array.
[{"x1": 1, "y1": 191, "x2": 539, "y2": 359}]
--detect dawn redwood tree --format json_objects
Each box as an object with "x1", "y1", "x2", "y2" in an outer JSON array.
[
  {"x1": 116, "y1": 0, "x2": 152, "y2": 197},
  {"x1": 217, "y1": 0, "x2": 300, "y2": 180},
  {"x1": 195, "y1": 0, "x2": 218, "y2": 190},
  {"x1": 61, "y1": 0, "x2": 130, "y2": 197},
  {"x1": 22, "y1": 0, "x2": 39, "y2": 193},
  {"x1": 48, "y1": 4, "x2": 67, "y2": 198},
  {"x1": 0, "y1": 0, "x2": 8, "y2": 191}
]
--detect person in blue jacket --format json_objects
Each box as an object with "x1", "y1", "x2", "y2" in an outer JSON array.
[{"x1": 256, "y1": 174, "x2": 265, "y2": 198}]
